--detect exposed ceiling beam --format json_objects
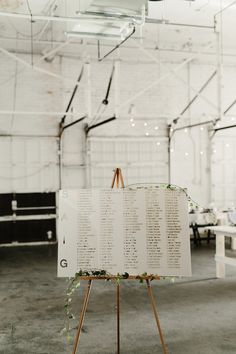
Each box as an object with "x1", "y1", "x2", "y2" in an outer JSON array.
[
  {"x1": 0, "y1": 36, "x2": 227, "y2": 57},
  {"x1": 146, "y1": 18, "x2": 214, "y2": 29},
  {"x1": 0, "y1": 11, "x2": 214, "y2": 29},
  {"x1": 0, "y1": 36, "x2": 224, "y2": 58},
  {"x1": 0, "y1": 110, "x2": 85, "y2": 117},
  {"x1": 0, "y1": 11, "x2": 134, "y2": 23}
]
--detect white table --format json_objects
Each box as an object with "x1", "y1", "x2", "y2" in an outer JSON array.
[{"x1": 207, "y1": 226, "x2": 236, "y2": 278}]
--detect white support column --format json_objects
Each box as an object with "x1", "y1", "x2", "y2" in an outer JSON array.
[
  {"x1": 85, "y1": 138, "x2": 92, "y2": 188},
  {"x1": 215, "y1": 233, "x2": 225, "y2": 278},
  {"x1": 206, "y1": 128, "x2": 212, "y2": 204},
  {"x1": 84, "y1": 57, "x2": 92, "y2": 188},
  {"x1": 85, "y1": 57, "x2": 92, "y2": 120},
  {"x1": 216, "y1": 30, "x2": 223, "y2": 122},
  {"x1": 114, "y1": 60, "x2": 120, "y2": 118}
]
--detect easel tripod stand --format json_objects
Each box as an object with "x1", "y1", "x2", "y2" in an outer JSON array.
[{"x1": 72, "y1": 168, "x2": 168, "y2": 354}]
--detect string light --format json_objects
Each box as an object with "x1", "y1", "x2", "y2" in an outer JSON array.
[
  {"x1": 131, "y1": 123, "x2": 135, "y2": 127},
  {"x1": 170, "y1": 148, "x2": 174, "y2": 153},
  {"x1": 213, "y1": 149, "x2": 217, "y2": 154},
  {"x1": 156, "y1": 142, "x2": 161, "y2": 146},
  {"x1": 145, "y1": 132, "x2": 149, "y2": 136},
  {"x1": 154, "y1": 126, "x2": 159, "y2": 130},
  {"x1": 144, "y1": 122, "x2": 148, "y2": 127},
  {"x1": 130, "y1": 118, "x2": 134, "y2": 122},
  {"x1": 231, "y1": 117, "x2": 235, "y2": 121},
  {"x1": 225, "y1": 143, "x2": 230, "y2": 148},
  {"x1": 128, "y1": 103, "x2": 135, "y2": 115},
  {"x1": 200, "y1": 126, "x2": 204, "y2": 131},
  {"x1": 200, "y1": 151, "x2": 204, "y2": 155},
  {"x1": 185, "y1": 152, "x2": 189, "y2": 156},
  {"x1": 184, "y1": 128, "x2": 188, "y2": 133}
]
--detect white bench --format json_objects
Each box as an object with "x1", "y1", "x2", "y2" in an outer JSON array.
[{"x1": 207, "y1": 226, "x2": 236, "y2": 278}]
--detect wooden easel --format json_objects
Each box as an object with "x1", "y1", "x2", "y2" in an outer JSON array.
[{"x1": 72, "y1": 168, "x2": 168, "y2": 354}]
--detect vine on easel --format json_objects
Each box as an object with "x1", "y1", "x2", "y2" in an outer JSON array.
[{"x1": 61, "y1": 270, "x2": 143, "y2": 340}]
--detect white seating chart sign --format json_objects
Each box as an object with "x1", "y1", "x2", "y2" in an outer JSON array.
[{"x1": 57, "y1": 188, "x2": 191, "y2": 277}]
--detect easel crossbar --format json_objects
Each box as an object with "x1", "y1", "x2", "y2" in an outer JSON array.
[{"x1": 75, "y1": 275, "x2": 161, "y2": 280}]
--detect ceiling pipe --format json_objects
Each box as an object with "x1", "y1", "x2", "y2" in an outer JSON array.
[
  {"x1": 0, "y1": 11, "x2": 139, "y2": 23},
  {"x1": 0, "y1": 11, "x2": 214, "y2": 29},
  {"x1": 1, "y1": 111, "x2": 210, "y2": 121},
  {"x1": 0, "y1": 110, "x2": 85, "y2": 117},
  {"x1": 2, "y1": 37, "x2": 232, "y2": 59},
  {"x1": 148, "y1": 20, "x2": 213, "y2": 29},
  {"x1": 0, "y1": 134, "x2": 58, "y2": 138}
]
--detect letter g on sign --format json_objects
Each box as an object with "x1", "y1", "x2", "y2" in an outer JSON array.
[{"x1": 60, "y1": 259, "x2": 68, "y2": 268}]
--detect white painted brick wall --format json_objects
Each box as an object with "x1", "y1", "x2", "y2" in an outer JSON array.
[{"x1": 0, "y1": 51, "x2": 236, "y2": 206}]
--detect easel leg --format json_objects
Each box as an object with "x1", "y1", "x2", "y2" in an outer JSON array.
[
  {"x1": 117, "y1": 283, "x2": 120, "y2": 354},
  {"x1": 146, "y1": 280, "x2": 168, "y2": 354},
  {"x1": 72, "y1": 280, "x2": 92, "y2": 354}
]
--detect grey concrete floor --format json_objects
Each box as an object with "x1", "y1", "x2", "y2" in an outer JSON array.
[{"x1": 0, "y1": 242, "x2": 236, "y2": 354}]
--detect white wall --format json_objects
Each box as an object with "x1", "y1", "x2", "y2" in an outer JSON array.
[
  {"x1": 1, "y1": 48, "x2": 236, "y2": 207},
  {"x1": 211, "y1": 123, "x2": 236, "y2": 209},
  {"x1": 0, "y1": 52, "x2": 173, "y2": 192},
  {"x1": 87, "y1": 135, "x2": 168, "y2": 187},
  {"x1": 170, "y1": 127, "x2": 211, "y2": 208},
  {"x1": 0, "y1": 136, "x2": 59, "y2": 193}
]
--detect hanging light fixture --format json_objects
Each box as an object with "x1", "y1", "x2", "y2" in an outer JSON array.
[
  {"x1": 66, "y1": 21, "x2": 135, "y2": 40},
  {"x1": 79, "y1": 0, "x2": 148, "y2": 18},
  {"x1": 66, "y1": 0, "x2": 147, "y2": 42}
]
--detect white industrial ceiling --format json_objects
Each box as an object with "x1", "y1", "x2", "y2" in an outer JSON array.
[
  {"x1": 0, "y1": 0, "x2": 236, "y2": 136},
  {"x1": 0, "y1": 0, "x2": 235, "y2": 57},
  {"x1": 1, "y1": 0, "x2": 236, "y2": 200}
]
